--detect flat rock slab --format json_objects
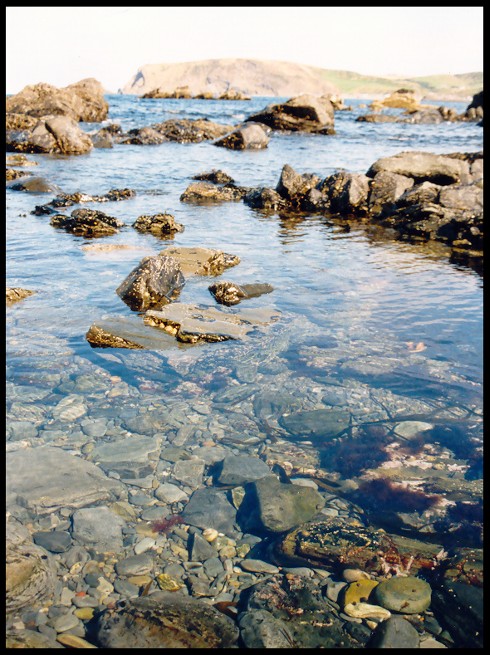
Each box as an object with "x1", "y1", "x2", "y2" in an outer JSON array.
[
  {"x1": 6, "y1": 446, "x2": 125, "y2": 514},
  {"x1": 159, "y1": 246, "x2": 240, "y2": 276},
  {"x1": 86, "y1": 314, "x2": 182, "y2": 350},
  {"x1": 144, "y1": 303, "x2": 280, "y2": 343}
]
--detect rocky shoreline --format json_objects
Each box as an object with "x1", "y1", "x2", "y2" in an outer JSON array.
[{"x1": 6, "y1": 79, "x2": 483, "y2": 648}]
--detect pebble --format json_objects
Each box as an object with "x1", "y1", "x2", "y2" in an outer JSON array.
[
  {"x1": 326, "y1": 580, "x2": 347, "y2": 603},
  {"x1": 134, "y1": 537, "x2": 156, "y2": 554},
  {"x1": 342, "y1": 579, "x2": 379, "y2": 606},
  {"x1": 51, "y1": 612, "x2": 81, "y2": 633},
  {"x1": 342, "y1": 568, "x2": 372, "y2": 583},
  {"x1": 240, "y1": 559, "x2": 280, "y2": 574},
  {"x1": 56, "y1": 634, "x2": 97, "y2": 648},
  {"x1": 74, "y1": 607, "x2": 94, "y2": 620},
  {"x1": 344, "y1": 602, "x2": 391, "y2": 621},
  {"x1": 373, "y1": 576, "x2": 432, "y2": 614}
]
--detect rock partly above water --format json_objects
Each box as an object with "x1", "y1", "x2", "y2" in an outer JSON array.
[
  {"x1": 245, "y1": 94, "x2": 335, "y2": 134},
  {"x1": 6, "y1": 287, "x2": 36, "y2": 304},
  {"x1": 116, "y1": 255, "x2": 186, "y2": 311}
]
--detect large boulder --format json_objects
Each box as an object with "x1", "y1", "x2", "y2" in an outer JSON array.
[
  {"x1": 116, "y1": 255, "x2": 185, "y2": 311},
  {"x1": 214, "y1": 122, "x2": 270, "y2": 150},
  {"x1": 245, "y1": 94, "x2": 335, "y2": 133},
  {"x1": 6, "y1": 114, "x2": 93, "y2": 155},
  {"x1": 5, "y1": 78, "x2": 108, "y2": 122},
  {"x1": 366, "y1": 151, "x2": 472, "y2": 186}
]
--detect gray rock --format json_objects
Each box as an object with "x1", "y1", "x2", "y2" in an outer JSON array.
[
  {"x1": 245, "y1": 94, "x2": 335, "y2": 133},
  {"x1": 6, "y1": 629, "x2": 64, "y2": 648},
  {"x1": 33, "y1": 530, "x2": 72, "y2": 553},
  {"x1": 6, "y1": 446, "x2": 124, "y2": 514},
  {"x1": 237, "y1": 475, "x2": 325, "y2": 534},
  {"x1": 154, "y1": 482, "x2": 189, "y2": 503},
  {"x1": 373, "y1": 576, "x2": 432, "y2": 614},
  {"x1": 172, "y1": 458, "x2": 205, "y2": 488},
  {"x1": 182, "y1": 487, "x2": 237, "y2": 533},
  {"x1": 431, "y1": 580, "x2": 483, "y2": 648},
  {"x1": 71, "y1": 507, "x2": 126, "y2": 553},
  {"x1": 280, "y1": 407, "x2": 351, "y2": 441},
  {"x1": 90, "y1": 435, "x2": 162, "y2": 478},
  {"x1": 214, "y1": 122, "x2": 270, "y2": 150},
  {"x1": 366, "y1": 151, "x2": 471, "y2": 186},
  {"x1": 188, "y1": 532, "x2": 217, "y2": 561},
  {"x1": 240, "y1": 559, "x2": 280, "y2": 574},
  {"x1": 368, "y1": 615, "x2": 420, "y2": 648},
  {"x1": 115, "y1": 552, "x2": 155, "y2": 577},
  {"x1": 216, "y1": 455, "x2": 270, "y2": 486}
]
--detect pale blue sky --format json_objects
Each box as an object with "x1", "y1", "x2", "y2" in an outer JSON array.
[{"x1": 5, "y1": 6, "x2": 484, "y2": 94}]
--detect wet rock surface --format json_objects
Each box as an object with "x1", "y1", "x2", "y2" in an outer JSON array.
[
  {"x1": 245, "y1": 94, "x2": 335, "y2": 134},
  {"x1": 6, "y1": 287, "x2": 36, "y2": 304},
  {"x1": 50, "y1": 207, "x2": 124, "y2": 236},
  {"x1": 116, "y1": 255, "x2": 185, "y2": 311},
  {"x1": 209, "y1": 281, "x2": 274, "y2": 305}
]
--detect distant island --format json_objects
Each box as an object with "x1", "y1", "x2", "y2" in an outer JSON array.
[{"x1": 120, "y1": 58, "x2": 482, "y2": 101}]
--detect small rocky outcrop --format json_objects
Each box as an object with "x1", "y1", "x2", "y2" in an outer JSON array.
[
  {"x1": 132, "y1": 212, "x2": 184, "y2": 236},
  {"x1": 6, "y1": 287, "x2": 36, "y2": 304},
  {"x1": 245, "y1": 94, "x2": 335, "y2": 133},
  {"x1": 193, "y1": 169, "x2": 235, "y2": 184},
  {"x1": 214, "y1": 122, "x2": 270, "y2": 150},
  {"x1": 32, "y1": 188, "x2": 135, "y2": 214},
  {"x1": 209, "y1": 281, "x2": 274, "y2": 305},
  {"x1": 85, "y1": 315, "x2": 177, "y2": 350},
  {"x1": 365, "y1": 151, "x2": 473, "y2": 185},
  {"x1": 180, "y1": 180, "x2": 249, "y2": 203},
  {"x1": 50, "y1": 208, "x2": 124, "y2": 237},
  {"x1": 6, "y1": 114, "x2": 93, "y2": 155},
  {"x1": 5, "y1": 78, "x2": 108, "y2": 122},
  {"x1": 149, "y1": 118, "x2": 232, "y2": 143},
  {"x1": 116, "y1": 255, "x2": 185, "y2": 311},
  {"x1": 370, "y1": 88, "x2": 422, "y2": 111},
  {"x1": 6, "y1": 168, "x2": 30, "y2": 181},
  {"x1": 94, "y1": 593, "x2": 239, "y2": 648}
]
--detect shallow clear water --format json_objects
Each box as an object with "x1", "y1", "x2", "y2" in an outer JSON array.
[{"x1": 6, "y1": 96, "x2": 483, "y2": 538}]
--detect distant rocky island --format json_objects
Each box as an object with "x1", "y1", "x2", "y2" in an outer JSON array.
[{"x1": 120, "y1": 58, "x2": 482, "y2": 101}]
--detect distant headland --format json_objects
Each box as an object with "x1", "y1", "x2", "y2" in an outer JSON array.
[{"x1": 120, "y1": 58, "x2": 482, "y2": 101}]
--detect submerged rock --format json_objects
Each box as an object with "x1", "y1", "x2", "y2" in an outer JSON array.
[
  {"x1": 144, "y1": 303, "x2": 280, "y2": 343},
  {"x1": 158, "y1": 246, "x2": 240, "y2": 276},
  {"x1": 95, "y1": 593, "x2": 239, "y2": 648}
]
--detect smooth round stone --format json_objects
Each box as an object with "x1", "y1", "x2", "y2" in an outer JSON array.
[
  {"x1": 74, "y1": 607, "x2": 94, "y2": 620},
  {"x1": 33, "y1": 530, "x2": 72, "y2": 553},
  {"x1": 51, "y1": 612, "x2": 81, "y2": 633},
  {"x1": 239, "y1": 559, "x2": 280, "y2": 574},
  {"x1": 134, "y1": 537, "x2": 156, "y2": 555},
  {"x1": 342, "y1": 568, "x2": 372, "y2": 583},
  {"x1": 373, "y1": 576, "x2": 432, "y2": 614},
  {"x1": 326, "y1": 580, "x2": 347, "y2": 603}
]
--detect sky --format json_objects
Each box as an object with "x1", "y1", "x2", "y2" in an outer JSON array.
[{"x1": 5, "y1": 6, "x2": 484, "y2": 94}]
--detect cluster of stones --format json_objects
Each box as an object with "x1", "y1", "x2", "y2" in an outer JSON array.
[
  {"x1": 358, "y1": 89, "x2": 483, "y2": 126},
  {"x1": 178, "y1": 153, "x2": 483, "y2": 259},
  {"x1": 143, "y1": 85, "x2": 251, "y2": 100},
  {"x1": 5, "y1": 441, "x2": 482, "y2": 648}
]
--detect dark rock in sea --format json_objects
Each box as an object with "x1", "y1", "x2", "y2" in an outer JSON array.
[
  {"x1": 94, "y1": 593, "x2": 239, "y2": 648},
  {"x1": 276, "y1": 164, "x2": 320, "y2": 204},
  {"x1": 431, "y1": 579, "x2": 483, "y2": 648},
  {"x1": 50, "y1": 208, "x2": 124, "y2": 237},
  {"x1": 119, "y1": 126, "x2": 166, "y2": 145},
  {"x1": 367, "y1": 171, "x2": 414, "y2": 218},
  {"x1": 5, "y1": 78, "x2": 108, "y2": 122},
  {"x1": 180, "y1": 180, "x2": 248, "y2": 202},
  {"x1": 245, "y1": 94, "x2": 335, "y2": 134},
  {"x1": 356, "y1": 113, "x2": 400, "y2": 123},
  {"x1": 150, "y1": 118, "x2": 232, "y2": 143},
  {"x1": 116, "y1": 254, "x2": 185, "y2": 311},
  {"x1": 7, "y1": 175, "x2": 61, "y2": 193},
  {"x1": 6, "y1": 168, "x2": 30, "y2": 181},
  {"x1": 319, "y1": 170, "x2": 370, "y2": 215},
  {"x1": 193, "y1": 169, "x2": 235, "y2": 184},
  {"x1": 214, "y1": 122, "x2": 270, "y2": 150},
  {"x1": 6, "y1": 629, "x2": 64, "y2": 648},
  {"x1": 237, "y1": 475, "x2": 325, "y2": 535},
  {"x1": 132, "y1": 212, "x2": 184, "y2": 236},
  {"x1": 209, "y1": 281, "x2": 274, "y2": 306},
  {"x1": 243, "y1": 187, "x2": 288, "y2": 212},
  {"x1": 367, "y1": 615, "x2": 420, "y2": 648}
]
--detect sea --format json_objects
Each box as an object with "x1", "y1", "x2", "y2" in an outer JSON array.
[{"x1": 6, "y1": 95, "x2": 483, "y2": 550}]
